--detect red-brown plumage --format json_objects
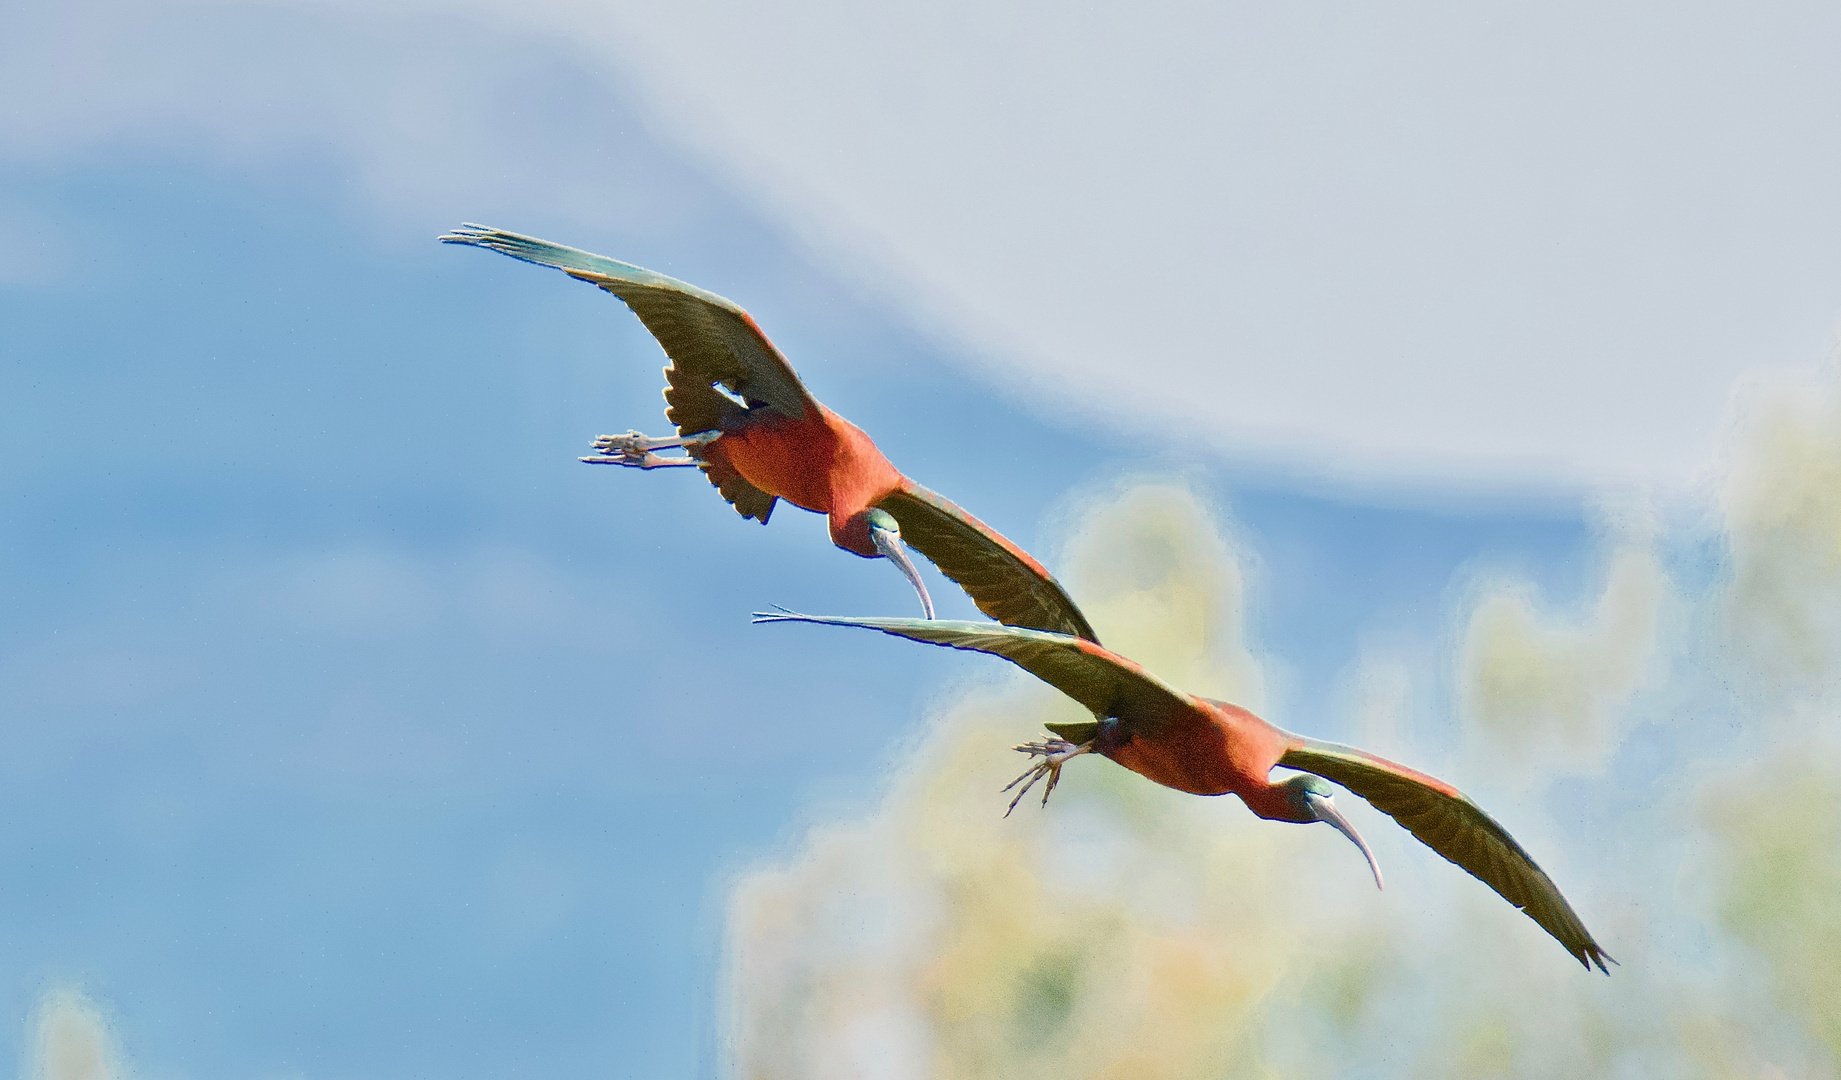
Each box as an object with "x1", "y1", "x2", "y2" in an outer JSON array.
[
  {"x1": 1099, "y1": 687, "x2": 1476, "y2": 819},
  {"x1": 698, "y1": 405, "x2": 905, "y2": 557},
  {"x1": 1087, "y1": 672, "x2": 1308, "y2": 820},
  {"x1": 1051, "y1": 637, "x2": 1301, "y2": 811}
]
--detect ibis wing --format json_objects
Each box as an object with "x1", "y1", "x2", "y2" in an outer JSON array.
[
  {"x1": 440, "y1": 224, "x2": 800, "y2": 521},
  {"x1": 877, "y1": 483, "x2": 1098, "y2": 642},
  {"x1": 1279, "y1": 737, "x2": 1612, "y2": 973},
  {"x1": 755, "y1": 615, "x2": 1192, "y2": 732},
  {"x1": 440, "y1": 225, "x2": 817, "y2": 423}
]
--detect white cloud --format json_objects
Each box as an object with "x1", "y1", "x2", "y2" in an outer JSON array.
[
  {"x1": 1716, "y1": 367, "x2": 1841, "y2": 693},
  {"x1": 0, "y1": 1, "x2": 697, "y2": 246},
  {"x1": 561, "y1": 0, "x2": 1841, "y2": 491},
  {"x1": 30, "y1": 990, "x2": 123, "y2": 1080},
  {"x1": 1459, "y1": 540, "x2": 1668, "y2": 780},
  {"x1": 11, "y1": 0, "x2": 1841, "y2": 488}
]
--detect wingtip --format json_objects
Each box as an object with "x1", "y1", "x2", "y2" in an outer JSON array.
[
  {"x1": 438, "y1": 222, "x2": 503, "y2": 246},
  {"x1": 750, "y1": 605, "x2": 807, "y2": 624},
  {"x1": 1579, "y1": 945, "x2": 1616, "y2": 975}
]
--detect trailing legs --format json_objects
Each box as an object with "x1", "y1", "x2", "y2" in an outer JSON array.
[{"x1": 580, "y1": 429, "x2": 720, "y2": 469}]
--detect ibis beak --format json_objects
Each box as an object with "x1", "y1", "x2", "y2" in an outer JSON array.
[
  {"x1": 1304, "y1": 791, "x2": 1384, "y2": 890},
  {"x1": 870, "y1": 524, "x2": 936, "y2": 620}
]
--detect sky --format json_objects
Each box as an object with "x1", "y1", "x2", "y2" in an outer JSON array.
[{"x1": 4, "y1": 2, "x2": 1841, "y2": 1078}]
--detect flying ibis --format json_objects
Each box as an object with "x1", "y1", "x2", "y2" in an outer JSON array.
[
  {"x1": 442, "y1": 225, "x2": 1093, "y2": 640},
  {"x1": 755, "y1": 612, "x2": 1613, "y2": 973}
]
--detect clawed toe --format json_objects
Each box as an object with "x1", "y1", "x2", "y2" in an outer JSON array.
[{"x1": 1002, "y1": 737, "x2": 1093, "y2": 816}]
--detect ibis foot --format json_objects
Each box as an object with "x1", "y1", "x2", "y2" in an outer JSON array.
[
  {"x1": 580, "y1": 429, "x2": 720, "y2": 468},
  {"x1": 1003, "y1": 737, "x2": 1093, "y2": 816}
]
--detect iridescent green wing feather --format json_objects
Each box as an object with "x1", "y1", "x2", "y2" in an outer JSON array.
[
  {"x1": 753, "y1": 615, "x2": 1191, "y2": 736},
  {"x1": 441, "y1": 223, "x2": 809, "y2": 522},
  {"x1": 1279, "y1": 736, "x2": 1613, "y2": 973},
  {"x1": 876, "y1": 482, "x2": 1098, "y2": 642}
]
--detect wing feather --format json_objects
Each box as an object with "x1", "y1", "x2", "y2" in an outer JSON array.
[
  {"x1": 1279, "y1": 737, "x2": 1613, "y2": 973},
  {"x1": 442, "y1": 223, "x2": 796, "y2": 521},
  {"x1": 754, "y1": 616, "x2": 1191, "y2": 732},
  {"x1": 441, "y1": 224, "x2": 815, "y2": 420},
  {"x1": 877, "y1": 483, "x2": 1097, "y2": 641}
]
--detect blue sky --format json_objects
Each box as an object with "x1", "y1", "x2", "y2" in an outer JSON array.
[{"x1": 6, "y1": 3, "x2": 1841, "y2": 1078}]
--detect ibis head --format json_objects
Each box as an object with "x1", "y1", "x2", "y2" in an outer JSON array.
[
  {"x1": 1281, "y1": 774, "x2": 1384, "y2": 890},
  {"x1": 866, "y1": 508, "x2": 936, "y2": 620}
]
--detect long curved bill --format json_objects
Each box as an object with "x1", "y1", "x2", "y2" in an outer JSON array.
[
  {"x1": 1305, "y1": 791, "x2": 1384, "y2": 890},
  {"x1": 870, "y1": 526, "x2": 936, "y2": 620}
]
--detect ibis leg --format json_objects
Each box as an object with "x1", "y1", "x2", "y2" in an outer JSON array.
[{"x1": 580, "y1": 429, "x2": 721, "y2": 469}]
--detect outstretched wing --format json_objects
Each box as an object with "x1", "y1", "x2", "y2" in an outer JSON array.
[
  {"x1": 876, "y1": 482, "x2": 1097, "y2": 642},
  {"x1": 441, "y1": 223, "x2": 810, "y2": 521},
  {"x1": 754, "y1": 615, "x2": 1193, "y2": 736},
  {"x1": 442, "y1": 224, "x2": 815, "y2": 420},
  {"x1": 1279, "y1": 736, "x2": 1613, "y2": 973}
]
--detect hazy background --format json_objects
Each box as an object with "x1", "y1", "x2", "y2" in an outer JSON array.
[{"x1": 3, "y1": 1, "x2": 1840, "y2": 1077}]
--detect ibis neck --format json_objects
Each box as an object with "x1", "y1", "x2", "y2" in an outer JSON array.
[
  {"x1": 1241, "y1": 783, "x2": 1314, "y2": 823},
  {"x1": 829, "y1": 510, "x2": 881, "y2": 557}
]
